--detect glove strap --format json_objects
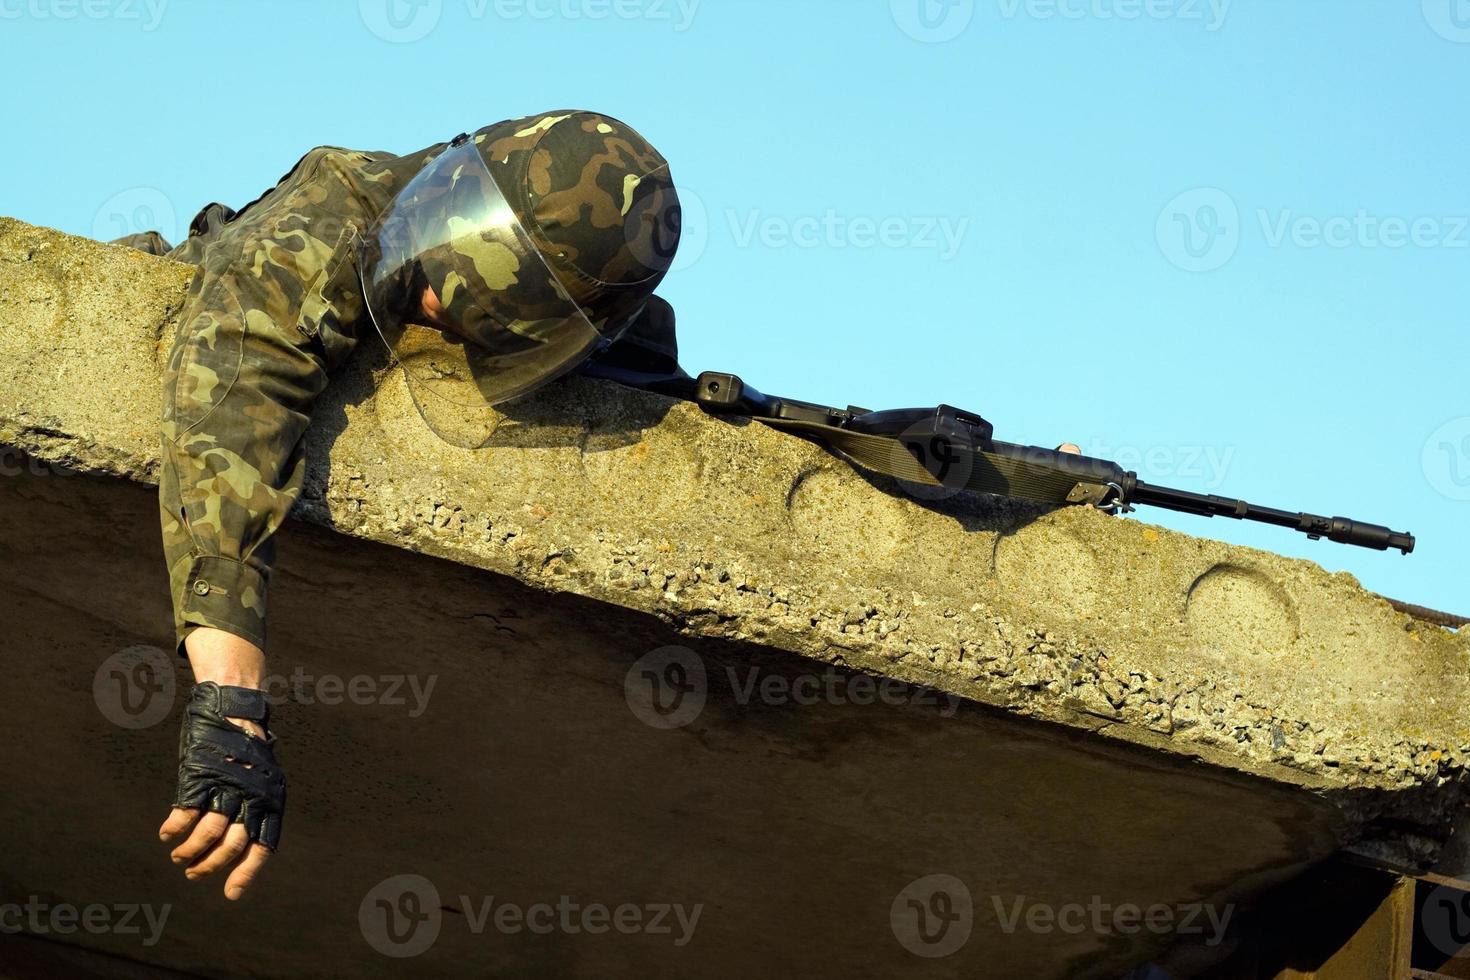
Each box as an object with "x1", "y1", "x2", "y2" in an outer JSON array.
[{"x1": 192, "y1": 682, "x2": 271, "y2": 725}]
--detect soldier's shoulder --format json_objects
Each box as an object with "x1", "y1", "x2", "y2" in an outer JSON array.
[
  {"x1": 297, "y1": 145, "x2": 394, "y2": 170},
  {"x1": 279, "y1": 146, "x2": 405, "y2": 201}
]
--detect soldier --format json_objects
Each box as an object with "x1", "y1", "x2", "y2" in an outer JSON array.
[{"x1": 116, "y1": 110, "x2": 683, "y2": 900}]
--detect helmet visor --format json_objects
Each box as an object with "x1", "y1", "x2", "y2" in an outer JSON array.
[{"x1": 358, "y1": 137, "x2": 614, "y2": 444}]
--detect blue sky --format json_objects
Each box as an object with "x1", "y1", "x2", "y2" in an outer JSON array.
[{"x1": 3, "y1": 0, "x2": 1466, "y2": 613}]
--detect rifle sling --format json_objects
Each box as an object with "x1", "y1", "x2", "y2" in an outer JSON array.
[{"x1": 756, "y1": 417, "x2": 1088, "y2": 505}]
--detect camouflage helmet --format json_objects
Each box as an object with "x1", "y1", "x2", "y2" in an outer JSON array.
[{"x1": 359, "y1": 110, "x2": 681, "y2": 435}]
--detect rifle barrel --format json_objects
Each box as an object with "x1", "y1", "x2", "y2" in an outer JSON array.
[{"x1": 1130, "y1": 481, "x2": 1415, "y2": 554}]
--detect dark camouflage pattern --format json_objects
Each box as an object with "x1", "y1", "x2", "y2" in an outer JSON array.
[
  {"x1": 361, "y1": 112, "x2": 681, "y2": 417},
  {"x1": 434, "y1": 111, "x2": 679, "y2": 338},
  {"x1": 114, "y1": 110, "x2": 681, "y2": 656}
]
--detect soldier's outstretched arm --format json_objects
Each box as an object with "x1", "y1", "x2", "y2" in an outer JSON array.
[{"x1": 155, "y1": 236, "x2": 344, "y2": 900}]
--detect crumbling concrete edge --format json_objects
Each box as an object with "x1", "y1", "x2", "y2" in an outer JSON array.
[{"x1": 2, "y1": 218, "x2": 1467, "y2": 873}]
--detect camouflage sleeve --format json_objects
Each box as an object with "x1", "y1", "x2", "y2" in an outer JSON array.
[
  {"x1": 159, "y1": 267, "x2": 326, "y2": 655},
  {"x1": 159, "y1": 150, "x2": 369, "y2": 656}
]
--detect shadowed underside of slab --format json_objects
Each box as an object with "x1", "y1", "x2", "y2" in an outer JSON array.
[
  {"x1": 1, "y1": 215, "x2": 1468, "y2": 977},
  {"x1": 2, "y1": 465, "x2": 1344, "y2": 979}
]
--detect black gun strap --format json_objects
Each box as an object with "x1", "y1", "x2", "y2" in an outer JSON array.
[
  {"x1": 757, "y1": 417, "x2": 1092, "y2": 505},
  {"x1": 580, "y1": 362, "x2": 1103, "y2": 506}
]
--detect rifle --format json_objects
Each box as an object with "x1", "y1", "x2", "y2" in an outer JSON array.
[{"x1": 589, "y1": 366, "x2": 1416, "y2": 555}]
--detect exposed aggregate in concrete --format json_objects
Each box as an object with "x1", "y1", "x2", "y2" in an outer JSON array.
[{"x1": 3, "y1": 215, "x2": 1467, "y2": 868}]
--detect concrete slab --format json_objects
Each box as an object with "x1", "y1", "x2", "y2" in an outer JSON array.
[{"x1": 1, "y1": 216, "x2": 1467, "y2": 977}]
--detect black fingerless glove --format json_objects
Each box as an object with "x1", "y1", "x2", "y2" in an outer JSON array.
[{"x1": 174, "y1": 682, "x2": 286, "y2": 851}]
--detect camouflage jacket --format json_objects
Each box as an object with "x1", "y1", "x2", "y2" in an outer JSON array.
[{"x1": 139, "y1": 122, "x2": 681, "y2": 656}]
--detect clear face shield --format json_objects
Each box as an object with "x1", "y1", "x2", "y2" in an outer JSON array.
[{"x1": 358, "y1": 137, "x2": 621, "y2": 447}]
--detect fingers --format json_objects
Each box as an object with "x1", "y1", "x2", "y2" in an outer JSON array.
[
  {"x1": 186, "y1": 823, "x2": 249, "y2": 880},
  {"x1": 224, "y1": 844, "x2": 272, "y2": 901},
  {"x1": 159, "y1": 807, "x2": 200, "y2": 842},
  {"x1": 170, "y1": 811, "x2": 229, "y2": 866},
  {"x1": 162, "y1": 810, "x2": 272, "y2": 899}
]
